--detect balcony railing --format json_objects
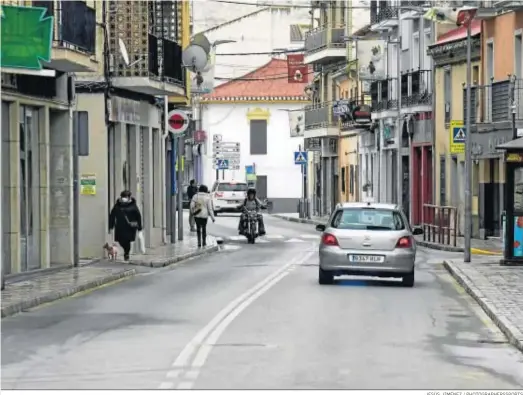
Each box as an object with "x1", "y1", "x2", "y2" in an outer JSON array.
[
  {"x1": 338, "y1": 97, "x2": 373, "y2": 130},
  {"x1": 371, "y1": 5, "x2": 398, "y2": 25},
  {"x1": 304, "y1": 24, "x2": 346, "y2": 55},
  {"x1": 33, "y1": 0, "x2": 96, "y2": 54},
  {"x1": 401, "y1": 70, "x2": 433, "y2": 107},
  {"x1": 463, "y1": 79, "x2": 523, "y2": 125},
  {"x1": 304, "y1": 101, "x2": 340, "y2": 131},
  {"x1": 370, "y1": 79, "x2": 398, "y2": 112}
]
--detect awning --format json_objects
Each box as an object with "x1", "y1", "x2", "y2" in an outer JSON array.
[{"x1": 497, "y1": 137, "x2": 523, "y2": 151}]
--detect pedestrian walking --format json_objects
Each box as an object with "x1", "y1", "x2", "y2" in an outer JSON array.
[
  {"x1": 109, "y1": 190, "x2": 143, "y2": 261},
  {"x1": 187, "y1": 179, "x2": 198, "y2": 232},
  {"x1": 190, "y1": 185, "x2": 215, "y2": 247}
]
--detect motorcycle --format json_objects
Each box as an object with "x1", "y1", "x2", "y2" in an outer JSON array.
[{"x1": 240, "y1": 202, "x2": 268, "y2": 244}]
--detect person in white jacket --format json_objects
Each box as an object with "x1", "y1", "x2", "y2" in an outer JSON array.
[{"x1": 190, "y1": 185, "x2": 215, "y2": 247}]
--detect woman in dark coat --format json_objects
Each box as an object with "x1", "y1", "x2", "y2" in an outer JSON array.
[{"x1": 109, "y1": 190, "x2": 143, "y2": 261}]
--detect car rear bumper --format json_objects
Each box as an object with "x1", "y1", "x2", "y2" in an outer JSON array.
[
  {"x1": 213, "y1": 199, "x2": 243, "y2": 213},
  {"x1": 319, "y1": 246, "x2": 415, "y2": 276}
]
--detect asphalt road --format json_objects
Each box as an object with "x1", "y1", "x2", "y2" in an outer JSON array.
[{"x1": 2, "y1": 215, "x2": 523, "y2": 390}]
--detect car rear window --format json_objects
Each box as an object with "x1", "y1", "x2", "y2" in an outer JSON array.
[
  {"x1": 331, "y1": 208, "x2": 406, "y2": 231},
  {"x1": 217, "y1": 183, "x2": 248, "y2": 192}
]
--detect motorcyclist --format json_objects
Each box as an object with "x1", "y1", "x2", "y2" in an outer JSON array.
[{"x1": 238, "y1": 187, "x2": 266, "y2": 236}]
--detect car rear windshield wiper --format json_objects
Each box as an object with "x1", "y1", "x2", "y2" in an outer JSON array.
[{"x1": 366, "y1": 225, "x2": 395, "y2": 230}]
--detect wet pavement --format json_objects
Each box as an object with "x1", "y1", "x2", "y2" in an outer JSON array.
[{"x1": 2, "y1": 215, "x2": 523, "y2": 389}]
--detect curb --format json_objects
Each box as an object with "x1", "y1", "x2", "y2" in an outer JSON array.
[
  {"x1": 443, "y1": 260, "x2": 523, "y2": 354},
  {"x1": 272, "y1": 214, "x2": 324, "y2": 226},
  {"x1": 128, "y1": 245, "x2": 220, "y2": 268},
  {"x1": 416, "y1": 240, "x2": 464, "y2": 253},
  {"x1": 1, "y1": 269, "x2": 136, "y2": 318}
]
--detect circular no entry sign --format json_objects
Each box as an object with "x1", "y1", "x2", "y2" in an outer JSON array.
[{"x1": 167, "y1": 110, "x2": 189, "y2": 135}]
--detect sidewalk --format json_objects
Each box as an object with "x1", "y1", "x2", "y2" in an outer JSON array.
[
  {"x1": 1, "y1": 225, "x2": 219, "y2": 318},
  {"x1": 444, "y1": 257, "x2": 523, "y2": 353},
  {"x1": 273, "y1": 213, "x2": 502, "y2": 255}
]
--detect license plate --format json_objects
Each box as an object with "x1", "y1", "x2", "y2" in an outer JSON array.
[
  {"x1": 227, "y1": 200, "x2": 238, "y2": 204},
  {"x1": 348, "y1": 255, "x2": 385, "y2": 263}
]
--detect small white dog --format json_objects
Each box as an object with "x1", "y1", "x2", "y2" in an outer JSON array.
[{"x1": 103, "y1": 242, "x2": 118, "y2": 260}]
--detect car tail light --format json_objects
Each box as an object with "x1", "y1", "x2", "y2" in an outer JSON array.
[
  {"x1": 322, "y1": 233, "x2": 339, "y2": 246},
  {"x1": 396, "y1": 236, "x2": 413, "y2": 248},
  {"x1": 214, "y1": 192, "x2": 223, "y2": 198}
]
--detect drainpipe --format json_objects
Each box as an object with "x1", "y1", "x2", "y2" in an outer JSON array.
[
  {"x1": 396, "y1": 13, "x2": 403, "y2": 209},
  {"x1": 431, "y1": 19, "x2": 437, "y2": 209}
]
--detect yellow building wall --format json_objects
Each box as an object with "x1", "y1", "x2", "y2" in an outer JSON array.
[{"x1": 434, "y1": 60, "x2": 481, "y2": 221}]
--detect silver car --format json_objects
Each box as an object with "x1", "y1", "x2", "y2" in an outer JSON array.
[{"x1": 315, "y1": 202, "x2": 423, "y2": 287}]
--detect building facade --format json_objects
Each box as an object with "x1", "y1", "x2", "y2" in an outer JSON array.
[
  {"x1": 428, "y1": 21, "x2": 482, "y2": 237},
  {"x1": 1, "y1": 1, "x2": 100, "y2": 274},
  {"x1": 75, "y1": 0, "x2": 186, "y2": 259},
  {"x1": 464, "y1": 6, "x2": 523, "y2": 238},
  {"x1": 367, "y1": 1, "x2": 435, "y2": 222},
  {"x1": 200, "y1": 59, "x2": 310, "y2": 213}
]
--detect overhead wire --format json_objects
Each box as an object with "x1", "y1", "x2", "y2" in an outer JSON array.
[{"x1": 208, "y1": 0, "x2": 372, "y2": 9}]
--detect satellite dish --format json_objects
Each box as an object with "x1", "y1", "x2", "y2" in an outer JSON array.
[
  {"x1": 182, "y1": 45, "x2": 209, "y2": 72},
  {"x1": 191, "y1": 33, "x2": 211, "y2": 55},
  {"x1": 118, "y1": 38, "x2": 130, "y2": 66}
]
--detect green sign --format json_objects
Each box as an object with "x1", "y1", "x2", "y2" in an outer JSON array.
[{"x1": 0, "y1": 5, "x2": 53, "y2": 69}]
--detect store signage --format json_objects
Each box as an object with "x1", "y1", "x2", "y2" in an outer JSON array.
[{"x1": 1, "y1": 5, "x2": 53, "y2": 69}]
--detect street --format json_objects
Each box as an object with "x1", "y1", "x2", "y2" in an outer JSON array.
[{"x1": 2, "y1": 215, "x2": 523, "y2": 390}]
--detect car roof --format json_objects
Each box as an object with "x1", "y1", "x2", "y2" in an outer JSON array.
[
  {"x1": 218, "y1": 180, "x2": 247, "y2": 184},
  {"x1": 335, "y1": 202, "x2": 400, "y2": 211}
]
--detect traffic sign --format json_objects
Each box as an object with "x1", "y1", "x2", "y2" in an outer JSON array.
[
  {"x1": 294, "y1": 151, "x2": 308, "y2": 164},
  {"x1": 0, "y1": 6, "x2": 53, "y2": 69},
  {"x1": 450, "y1": 120, "x2": 465, "y2": 154},
  {"x1": 213, "y1": 134, "x2": 222, "y2": 142},
  {"x1": 216, "y1": 159, "x2": 229, "y2": 169},
  {"x1": 167, "y1": 110, "x2": 189, "y2": 135}
]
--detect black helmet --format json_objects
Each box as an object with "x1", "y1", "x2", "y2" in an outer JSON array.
[{"x1": 247, "y1": 187, "x2": 256, "y2": 196}]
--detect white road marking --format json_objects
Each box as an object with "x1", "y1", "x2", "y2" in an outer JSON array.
[
  {"x1": 227, "y1": 236, "x2": 245, "y2": 241},
  {"x1": 300, "y1": 234, "x2": 319, "y2": 239},
  {"x1": 256, "y1": 238, "x2": 270, "y2": 243},
  {"x1": 158, "y1": 382, "x2": 175, "y2": 389},
  {"x1": 264, "y1": 234, "x2": 285, "y2": 239},
  {"x1": 160, "y1": 250, "x2": 315, "y2": 390},
  {"x1": 285, "y1": 238, "x2": 305, "y2": 243}
]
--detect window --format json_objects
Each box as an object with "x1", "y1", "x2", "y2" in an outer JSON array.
[
  {"x1": 444, "y1": 68, "x2": 451, "y2": 123},
  {"x1": 331, "y1": 208, "x2": 406, "y2": 231},
  {"x1": 486, "y1": 40, "x2": 494, "y2": 81},
  {"x1": 216, "y1": 182, "x2": 248, "y2": 192},
  {"x1": 349, "y1": 165, "x2": 354, "y2": 195},
  {"x1": 472, "y1": 65, "x2": 479, "y2": 85},
  {"x1": 249, "y1": 120, "x2": 267, "y2": 155},
  {"x1": 341, "y1": 167, "x2": 346, "y2": 193}
]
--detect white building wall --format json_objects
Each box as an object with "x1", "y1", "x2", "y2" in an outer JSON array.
[
  {"x1": 201, "y1": 103, "x2": 305, "y2": 213},
  {"x1": 194, "y1": 7, "x2": 310, "y2": 81}
]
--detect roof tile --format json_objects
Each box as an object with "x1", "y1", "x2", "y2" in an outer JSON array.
[
  {"x1": 436, "y1": 20, "x2": 481, "y2": 45},
  {"x1": 203, "y1": 58, "x2": 310, "y2": 101}
]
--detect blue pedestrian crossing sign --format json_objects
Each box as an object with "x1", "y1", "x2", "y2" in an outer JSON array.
[
  {"x1": 216, "y1": 159, "x2": 229, "y2": 169},
  {"x1": 453, "y1": 126, "x2": 466, "y2": 143},
  {"x1": 294, "y1": 151, "x2": 308, "y2": 165},
  {"x1": 450, "y1": 120, "x2": 466, "y2": 154}
]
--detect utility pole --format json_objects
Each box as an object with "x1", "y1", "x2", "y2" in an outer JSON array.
[
  {"x1": 171, "y1": 135, "x2": 177, "y2": 243},
  {"x1": 464, "y1": 19, "x2": 473, "y2": 263},
  {"x1": 177, "y1": 136, "x2": 184, "y2": 241}
]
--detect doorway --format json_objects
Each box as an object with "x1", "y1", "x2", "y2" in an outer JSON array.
[
  {"x1": 484, "y1": 158, "x2": 501, "y2": 236},
  {"x1": 19, "y1": 106, "x2": 41, "y2": 272}
]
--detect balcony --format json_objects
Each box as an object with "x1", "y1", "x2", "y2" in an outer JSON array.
[
  {"x1": 370, "y1": 78, "x2": 398, "y2": 117},
  {"x1": 304, "y1": 24, "x2": 346, "y2": 65},
  {"x1": 370, "y1": 4, "x2": 399, "y2": 31},
  {"x1": 33, "y1": 1, "x2": 98, "y2": 72},
  {"x1": 338, "y1": 97, "x2": 373, "y2": 131},
  {"x1": 304, "y1": 101, "x2": 341, "y2": 138},
  {"x1": 111, "y1": 35, "x2": 185, "y2": 97},
  {"x1": 401, "y1": 70, "x2": 433, "y2": 113},
  {"x1": 465, "y1": 79, "x2": 523, "y2": 157}
]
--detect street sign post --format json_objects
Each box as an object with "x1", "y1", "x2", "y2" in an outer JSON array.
[
  {"x1": 0, "y1": 5, "x2": 53, "y2": 69},
  {"x1": 450, "y1": 120, "x2": 466, "y2": 154},
  {"x1": 167, "y1": 110, "x2": 189, "y2": 135},
  {"x1": 294, "y1": 151, "x2": 308, "y2": 165}
]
